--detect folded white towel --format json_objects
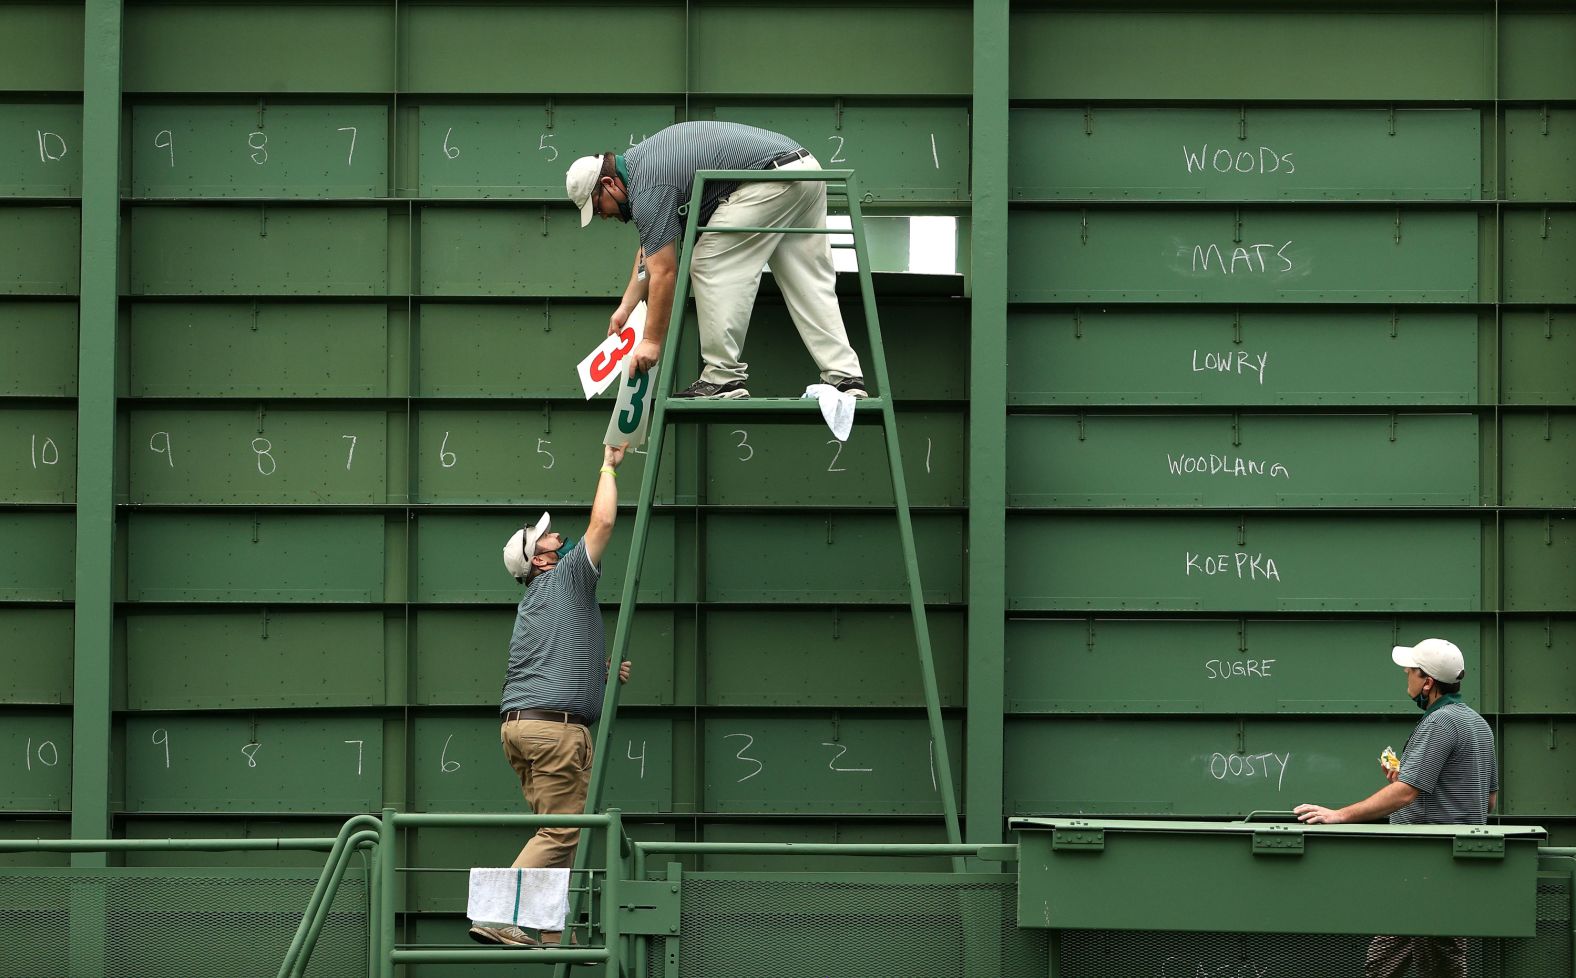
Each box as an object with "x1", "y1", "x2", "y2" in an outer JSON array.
[
  {"x1": 801, "y1": 384, "x2": 856, "y2": 442},
  {"x1": 467, "y1": 867, "x2": 570, "y2": 930}
]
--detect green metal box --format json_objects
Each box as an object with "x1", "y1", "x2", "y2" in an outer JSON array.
[{"x1": 1014, "y1": 818, "x2": 1545, "y2": 937}]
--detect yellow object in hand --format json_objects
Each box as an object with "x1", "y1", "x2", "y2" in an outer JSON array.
[{"x1": 1380, "y1": 746, "x2": 1401, "y2": 773}]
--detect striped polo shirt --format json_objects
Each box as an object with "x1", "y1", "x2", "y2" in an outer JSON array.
[
  {"x1": 1390, "y1": 695, "x2": 1499, "y2": 826},
  {"x1": 499, "y1": 540, "x2": 606, "y2": 723},
  {"x1": 624, "y1": 121, "x2": 801, "y2": 256}
]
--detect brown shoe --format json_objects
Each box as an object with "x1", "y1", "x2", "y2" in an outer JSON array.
[{"x1": 468, "y1": 923, "x2": 539, "y2": 946}]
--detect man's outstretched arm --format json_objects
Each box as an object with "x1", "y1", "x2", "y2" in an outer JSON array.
[
  {"x1": 583, "y1": 442, "x2": 626, "y2": 569},
  {"x1": 1294, "y1": 780, "x2": 1419, "y2": 825}
]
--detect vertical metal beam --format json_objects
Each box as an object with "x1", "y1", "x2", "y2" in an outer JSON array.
[
  {"x1": 967, "y1": 0, "x2": 1010, "y2": 847},
  {"x1": 70, "y1": 0, "x2": 123, "y2": 855}
]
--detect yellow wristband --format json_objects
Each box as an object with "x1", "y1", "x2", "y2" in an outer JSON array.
[{"x1": 600, "y1": 466, "x2": 617, "y2": 477}]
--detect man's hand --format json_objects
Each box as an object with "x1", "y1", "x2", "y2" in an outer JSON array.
[
  {"x1": 607, "y1": 658, "x2": 632, "y2": 684},
  {"x1": 604, "y1": 441, "x2": 628, "y2": 470},
  {"x1": 630, "y1": 338, "x2": 661, "y2": 372},
  {"x1": 1293, "y1": 803, "x2": 1345, "y2": 825},
  {"x1": 608, "y1": 305, "x2": 632, "y2": 337},
  {"x1": 1382, "y1": 764, "x2": 1400, "y2": 784}
]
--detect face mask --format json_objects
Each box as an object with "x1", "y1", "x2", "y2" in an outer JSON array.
[
  {"x1": 1412, "y1": 691, "x2": 1430, "y2": 710},
  {"x1": 555, "y1": 536, "x2": 577, "y2": 556}
]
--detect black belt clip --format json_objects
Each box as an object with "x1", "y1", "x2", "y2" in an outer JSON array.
[{"x1": 764, "y1": 148, "x2": 811, "y2": 170}]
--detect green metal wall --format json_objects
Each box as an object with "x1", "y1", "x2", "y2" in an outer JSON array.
[{"x1": 1, "y1": 0, "x2": 1573, "y2": 937}]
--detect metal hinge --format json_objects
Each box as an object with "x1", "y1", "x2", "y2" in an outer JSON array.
[
  {"x1": 1052, "y1": 824, "x2": 1105, "y2": 851},
  {"x1": 617, "y1": 879, "x2": 682, "y2": 935},
  {"x1": 1452, "y1": 830, "x2": 1505, "y2": 860},
  {"x1": 1252, "y1": 827, "x2": 1304, "y2": 856}
]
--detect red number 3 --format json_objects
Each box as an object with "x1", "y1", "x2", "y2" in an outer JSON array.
[{"x1": 589, "y1": 327, "x2": 637, "y2": 384}]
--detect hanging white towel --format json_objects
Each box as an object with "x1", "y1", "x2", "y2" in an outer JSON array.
[
  {"x1": 801, "y1": 384, "x2": 856, "y2": 442},
  {"x1": 467, "y1": 867, "x2": 570, "y2": 930}
]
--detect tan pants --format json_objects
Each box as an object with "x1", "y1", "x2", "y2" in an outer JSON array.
[
  {"x1": 691, "y1": 154, "x2": 863, "y2": 386},
  {"x1": 501, "y1": 718, "x2": 593, "y2": 869},
  {"x1": 1365, "y1": 935, "x2": 1467, "y2": 978}
]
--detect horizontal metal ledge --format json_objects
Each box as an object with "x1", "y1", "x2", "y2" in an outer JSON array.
[
  {"x1": 697, "y1": 225, "x2": 843, "y2": 234},
  {"x1": 390, "y1": 948, "x2": 608, "y2": 964},
  {"x1": 660, "y1": 396, "x2": 887, "y2": 417}
]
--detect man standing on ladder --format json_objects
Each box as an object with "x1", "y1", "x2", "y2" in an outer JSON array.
[
  {"x1": 468, "y1": 442, "x2": 632, "y2": 949},
  {"x1": 565, "y1": 121, "x2": 868, "y2": 400}
]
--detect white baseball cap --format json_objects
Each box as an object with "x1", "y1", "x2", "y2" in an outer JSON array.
[
  {"x1": 1391, "y1": 638, "x2": 1465, "y2": 683},
  {"x1": 502, "y1": 512, "x2": 551, "y2": 581},
  {"x1": 565, "y1": 156, "x2": 603, "y2": 227}
]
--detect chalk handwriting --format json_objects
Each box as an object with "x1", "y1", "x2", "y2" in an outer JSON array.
[
  {"x1": 1208, "y1": 751, "x2": 1290, "y2": 791},
  {"x1": 1185, "y1": 552, "x2": 1281, "y2": 581},
  {"x1": 1205, "y1": 659, "x2": 1276, "y2": 680},
  {"x1": 1189, "y1": 242, "x2": 1295, "y2": 275},
  {"x1": 1166, "y1": 455, "x2": 1290, "y2": 479},
  {"x1": 1183, "y1": 144, "x2": 1295, "y2": 176},
  {"x1": 1192, "y1": 350, "x2": 1268, "y2": 383}
]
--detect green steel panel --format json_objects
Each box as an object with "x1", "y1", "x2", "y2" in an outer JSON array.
[
  {"x1": 1504, "y1": 208, "x2": 1576, "y2": 303},
  {"x1": 1503, "y1": 310, "x2": 1576, "y2": 406},
  {"x1": 1005, "y1": 617, "x2": 1480, "y2": 716},
  {"x1": 128, "y1": 205, "x2": 389, "y2": 295},
  {"x1": 400, "y1": 2, "x2": 685, "y2": 94},
  {"x1": 702, "y1": 715, "x2": 963, "y2": 815},
  {"x1": 411, "y1": 511, "x2": 677, "y2": 603},
  {"x1": 1005, "y1": 717, "x2": 1420, "y2": 817},
  {"x1": 0, "y1": 4, "x2": 83, "y2": 92},
  {"x1": 0, "y1": 609, "x2": 72, "y2": 705},
  {"x1": 416, "y1": 301, "x2": 599, "y2": 398},
  {"x1": 0, "y1": 713, "x2": 71, "y2": 812},
  {"x1": 1010, "y1": 10, "x2": 1493, "y2": 101},
  {"x1": 1502, "y1": 411, "x2": 1576, "y2": 507},
  {"x1": 702, "y1": 411, "x2": 964, "y2": 508},
  {"x1": 1009, "y1": 209, "x2": 1478, "y2": 303},
  {"x1": 0, "y1": 301, "x2": 77, "y2": 396},
  {"x1": 1012, "y1": 108, "x2": 1479, "y2": 201},
  {"x1": 1009, "y1": 413, "x2": 1480, "y2": 508},
  {"x1": 411, "y1": 607, "x2": 676, "y2": 707},
  {"x1": 1502, "y1": 720, "x2": 1576, "y2": 817},
  {"x1": 1006, "y1": 515, "x2": 1483, "y2": 612},
  {"x1": 692, "y1": 6, "x2": 971, "y2": 96},
  {"x1": 1015, "y1": 820, "x2": 1542, "y2": 938},
  {"x1": 123, "y1": 3, "x2": 395, "y2": 93},
  {"x1": 1506, "y1": 108, "x2": 1576, "y2": 201},
  {"x1": 0, "y1": 102, "x2": 82, "y2": 195},
  {"x1": 126, "y1": 406, "x2": 395, "y2": 504},
  {"x1": 0, "y1": 205, "x2": 79, "y2": 295},
  {"x1": 1502, "y1": 617, "x2": 1576, "y2": 715},
  {"x1": 1499, "y1": 12, "x2": 1576, "y2": 101},
  {"x1": 1503, "y1": 514, "x2": 1576, "y2": 612},
  {"x1": 1009, "y1": 309, "x2": 1481, "y2": 407},
  {"x1": 709, "y1": 104, "x2": 969, "y2": 202},
  {"x1": 0, "y1": 406, "x2": 76, "y2": 503},
  {"x1": 409, "y1": 713, "x2": 672, "y2": 813},
  {"x1": 0, "y1": 511, "x2": 73, "y2": 600},
  {"x1": 697, "y1": 821, "x2": 953, "y2": 873},
  {"x1": 703, "y1": 608, "x2": 965, "y2": 708},
  {"x1": 121, "y1": 715, "x2": 383, "y2": 813},
  {"x1": 413, "y1": 405, "x2": 676, "y2": 504},
  {"x1": 129, "y1": 103, "x2": 388, "y2": 198},
  {"x1": 702, "y1": 513, "x2": 963, "y2": 603},
  {"x1": 418, "y1": 206, "x2": 624, "y2": 297},
  {"x1": 416, "y1": 103, "x2": 677, "y2": 198},
  {"x1": 125, "y1": 512, "x2": 385, "y2": 602},
  {"x1": 124, "y1": 609, "x2": 386, "y2": 710},
  {"x1": 128, "y1": 302, "x2": 392, "y2": 396}
]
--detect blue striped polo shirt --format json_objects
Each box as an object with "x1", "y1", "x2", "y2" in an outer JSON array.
[{"x1": 1390, "y1": 695, "x2": 1499, "y2": 825}]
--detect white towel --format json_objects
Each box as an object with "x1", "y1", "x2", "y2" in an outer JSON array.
[
  {"x1": 801, "y1": 384, "x2": 856, "y2": 442},
  {"x1": 467, "y1": 867, "x2": 570, "y2": 930}
]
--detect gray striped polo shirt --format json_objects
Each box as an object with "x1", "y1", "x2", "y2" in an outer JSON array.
[
  {"x1": 499, "y1": 540, "x2": 606, "y2": 723},
  {"x1": 1390, "y1": 696, "x2": 1499, "y2": 825},
  {"x1": 624, "y1": 121, "x2": 801, "y2": 256}
]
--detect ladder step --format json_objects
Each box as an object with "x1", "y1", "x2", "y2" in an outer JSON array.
[
  {"x1": 661, "y1": 396, "x2": 887, "y2": 420},
  {"x1": 702, "y1": 226, "x2": 844, "y2": 235}
]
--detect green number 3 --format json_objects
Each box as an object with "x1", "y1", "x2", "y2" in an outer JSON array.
[{"x1": 618, "y1": 369, "x2": 650, "y2": 434}]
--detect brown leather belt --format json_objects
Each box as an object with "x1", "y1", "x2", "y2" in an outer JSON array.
[{"x1": 501, "y1": 708, "x2": 590, "y2": 727}]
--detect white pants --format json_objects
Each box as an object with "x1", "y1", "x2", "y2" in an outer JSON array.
[{"x1": 690, "y1": 154, "x2": 863, "y2": 386}]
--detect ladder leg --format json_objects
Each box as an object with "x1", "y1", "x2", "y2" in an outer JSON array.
[
  {"x1": 845, "y1": 180, "x2": 965, "y2": 861},
  {"x1": 555, "y1": 178, "x2": 709, "y2": 978}
]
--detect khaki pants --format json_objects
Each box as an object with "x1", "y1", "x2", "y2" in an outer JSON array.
[
  {"x1": 691, "y1": 154, "x2": 863, "y2": 387},
  {"x1": 1365, "y1": 935, "x2": 1467, "y2": 978},
  {"x1": 501, "y1": 718, "x2": 593, "y2": 869}
]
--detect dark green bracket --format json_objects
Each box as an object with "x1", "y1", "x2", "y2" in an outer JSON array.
[
  {"x1": 1252, "y1": 829, "x2": 1306, "y2": 856},
  {"x1": 1453, "y1": 833, "x2": 1506, "y2": 859},
  {"x1": 617, "y1": 879, "x2": 682, "y2": 937},
  {"x1": 1051, "y1": 826, "x2": 1105, "y2": 852}
]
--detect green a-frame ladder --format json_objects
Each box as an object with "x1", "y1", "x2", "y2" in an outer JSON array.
[{"x1": 564, "y1": 167, "x2": 964, "y2": 955}]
